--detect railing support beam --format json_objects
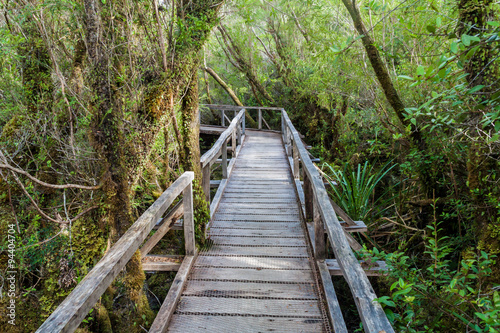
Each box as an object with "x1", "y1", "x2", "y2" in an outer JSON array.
[{"x1": 183, "y1": 182, "x2": 195, "y2": 256}]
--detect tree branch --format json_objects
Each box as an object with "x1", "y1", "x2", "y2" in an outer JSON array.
[{"x1": 0, "y1": 163, "x2": 102, "y2": 190}]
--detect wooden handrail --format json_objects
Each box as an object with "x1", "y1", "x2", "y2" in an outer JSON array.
[
  {"x1": 281, "y1": 110, "x2": 394, "y2": 333},
  {"x1": 36, "y1": 172, "x2": 195, "y2": 333},
  {"x1": 200, "y1": 108, "x2": 245, "y2": 220},
  {"x1": 200, "y1": 108, "x2": 245, "y2": 168},
  {"x1": 203, "y1": 104, "x2": 283, "y2": 111}
]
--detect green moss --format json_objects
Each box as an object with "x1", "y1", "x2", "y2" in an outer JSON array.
[{"x1": 0, "y1": 115, "x2": 26, "y2": 141}]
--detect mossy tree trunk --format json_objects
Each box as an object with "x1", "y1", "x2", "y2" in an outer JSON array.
[
  {"x1": 457, "y1": 0, "x2": 499, "y2": 263},
  {"x1": 84, "y1": 0, "x2": 153, "y2": 330}
]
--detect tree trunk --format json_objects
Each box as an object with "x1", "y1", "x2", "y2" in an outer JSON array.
[
  {"x1": 218, "y1": 25, "x2": 275, "y2": 105},
  {"x1": 458, "y1": 0, "x2": 499, "y2": 257},
  {"x1": 204, "y1": 67, "x2": 258, "y2": 127},
  {"x1": 340, "y1": 0, "x2": 425, "y2": 150}
]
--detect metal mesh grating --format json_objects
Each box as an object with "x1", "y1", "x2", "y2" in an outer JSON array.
[{"x1": 166, "y1": 131, "x2": 330, "y2": 332}]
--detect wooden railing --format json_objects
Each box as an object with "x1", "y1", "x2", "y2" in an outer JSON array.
[
  {"x1": 38, "y1": 104, "x2": 393, "y2": 333},
  {"x1": 36, "y1": 172, "x2": 197, "y2": 333},
  {"x1": 203, "y1": 104, "x2": 282, "y2": 130},
  {"x1": 200, "y1": 107, "x2": 245, "y2": 220},
  {"x1": 280, "y1": 109, "x2": 394, "y2": 333},
  {"x1": 37, "y1": 108, "x2": 247, "y2": 333}
]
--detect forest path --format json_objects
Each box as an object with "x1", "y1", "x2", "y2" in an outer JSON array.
[{"x1": 167, "y1": 131, "x2": 330, "y2": 332}]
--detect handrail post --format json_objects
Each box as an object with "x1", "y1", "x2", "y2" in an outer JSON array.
[
  {"x1": 222, "y1": 140, "x2": 228, "y2": 179},
  {"x1": 281, "y1": 110, "x2": 284, "y2": 135},
  {"x1": 314, "y1": 198, "x2": 326, "y2": 260},
  {"x1": 231, "y1": 129, "x2": 236, "y2": 158},
  {"x1": 242, "y1": 109, "x2": 246, "y2": 135},
  {"x1": 286, "y1": 129, "x2": 292, "y2": 156},
  {"x1": 183, "y1": 181, "x2": 195, "y2": 256},
  {"x1": 293, "y1": 142, "x2": 299, "y2": 179},
  {"x1": 221, "y1": 110, "x2": 225, "y2": 126},
  {"x1": 202, "y1": 163, "x2": 210, "y2": 206},
  {"x1": 258, "y1": 109, "x2": 262, "y2": 130},
  {"x1": 237, "y1": 122, "x2": 242, "y2": 146},
  {"x1": 304, "y1": 174, "x2": 314, "y2": 221}
]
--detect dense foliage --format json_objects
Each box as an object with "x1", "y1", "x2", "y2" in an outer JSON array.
[
  {"x1": 201, "y1": 0, "x2": 500, "y2": 331},
  {"x1": 0, "y1": 0, "x2": 498, "y2": 331}
]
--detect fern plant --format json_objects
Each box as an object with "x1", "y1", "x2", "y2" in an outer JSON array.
[{"x1": 322, "y1": 160, "x2": 398, "y2": 221}]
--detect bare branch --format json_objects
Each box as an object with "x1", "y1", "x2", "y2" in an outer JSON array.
[{"x1": 0, "y1": 163, "x2": 102, "y2": 190}]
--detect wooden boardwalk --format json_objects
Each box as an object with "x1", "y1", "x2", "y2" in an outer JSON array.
[
  {"x1": 37, "y1": 106, "x2": 394, "y2": 333},
  {"x1": 168, "y1": 131, "x2": 330, "y2": 332}
]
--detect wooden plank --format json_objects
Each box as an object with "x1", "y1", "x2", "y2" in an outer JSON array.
[
  {"x1": 313, "y1": 199, "x2": 326, "y2": 260},
  {"x1": 221, "y1": 140, "x2": 228, "y2": 179},
  {"x1": 342, "y1": 220, "x2": 367, "y2": 232},
  {"x1": 200, "y1": 109, "x2": 245, "y2": 168},
  {"x1": 199, "y1": 125, "x2": 226, "y2": 135},
  {"x1": 213, "y1": 214, "x2": 300, "y2": 222},
  {"x1": 223, "y1": 188, "x2": 294, "y2": 194},
  {"x1": 202, "y1": 104, "x2": 284, "y2": 111},
  {"x1": 194, "y1": 256, "x2": 311, "y2": 270},
  {"x1": 208, "y1": 228, "x2": 303, "y2": 238},
  {"x1": 209, "y1": 221, "x2": 303, "y2": 230},
  {"x1": 142, "y1": 262, "x2": 181, "y2": 271},
  {"x1": 262, "y1": 115, "x2": 272, "y2": 130},
  {"x1": 201, "y1": 164, "x2": 210, "y2": 205},
  {"x1": 217, "y1": 203, "x2": 298, "y2": 210},
  {"x1": 36, "y1": 172, "x2": 194, "y2": 333},
  {"x1": 183, "y1": 183, "x2": 195, "y2": 256},
  {"x1": 293, "y1": 142, "x2": 299, "y2": 179},
  {"x1": 149, "y1": 255, "x2": 196, "y2": 333},
  {"x1": 189, "y1": 266, "x2": 313, "y2": 282},
  {"x1": 203, "y1": 245, "x2": 309, "y2": 257},
  {"x1": 216, "y1": 207, "x2": 300, "y2": 215},
  {"x1": 304, "y1": 173, "x2": 314, "y2": 221},
  {"x1": 140, "y1": 200, "x2": 184, "y2": 258},
  {"x1": 281, "y1": 111, "x2": 394, "y2": 333},
  {"x1": 208, "y1": 236, "x2": 306, "y2": 246},
  {"x1": 317, "y1": 261, "x2": 348, "y2": 333},
  {"x1": 180, "y1": 280, "x2": 317, "y2": 299},
  {"x1": 326, "y1": 259, "x2": 389, "y2": 276},
  {"x1": 330, "y1": 199, "x2": 357, "y2": 226},
  {"x1": 258, "y1": 109, "x2": 262, "y2": 129},
  {"x1": 209, "y1": 179, "x2": 221, "y2": 188},
  {"x1": 343, "y1": 230, "x2": 363, "y2": 251},
  {"x1": 142, "y1": 255, "x2": 183, "y2": 272},
  {"x1": 168, "y1": 315, "x2": 325, "y2": 332},
  {"x1": 209, "y1": 179, "x2": 227, "y2": 220},
  {"x1": 175, "y1": 297, "x2": 322, "y2": 317},
  {"x1": 219, "y1": 193, "x2": 296, "y2": 199}
]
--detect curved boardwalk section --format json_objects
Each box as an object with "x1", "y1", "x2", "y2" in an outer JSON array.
[{"x1": 168, "y1": 132, "x2": 330, "y2": 332}]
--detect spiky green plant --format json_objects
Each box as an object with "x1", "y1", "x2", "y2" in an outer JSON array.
[{"x1": 322, "y1": 161, "x2": 398, "y2": 222}]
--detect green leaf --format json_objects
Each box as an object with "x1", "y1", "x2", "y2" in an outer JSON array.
[
  {"x1": 461, "y1": 34, "x2": 481, "y2": 46},
  {"x1": 493, "y1": 291, "x2": 500, "y2": 307},
  {"x1": 467, "y1": 85, "x2": 484, "y2": 94},
  {"x1": 416, "y1": 65, "x2": 425, "y2": 76},
  {"x1": 426, "y1": 25, "x2": 436, "y2": 34},
  {"x1": 398, "y1": 75, "x2": 414, "y2": 81},
  {"x1": 450, "y1": 42, "x2": 458, "y2": 54}
]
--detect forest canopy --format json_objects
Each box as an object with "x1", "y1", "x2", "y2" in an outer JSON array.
[{"x1": 0, "y1": 0, "x2": 499, "y2": 331}]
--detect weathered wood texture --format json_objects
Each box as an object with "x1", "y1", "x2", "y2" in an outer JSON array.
[
  {"x1": 167, "y1": 131, "x2": 331, "y2": 332},
  {"x1": 200, "y1": 109, "x2": 245, "y2": 168},
  {"x1": 36, "y1": 172, "x2": 195, "y2": 333},
  {"x1": 149, "y1": 255, "x2": 197, "y2": 333},
  {"x1": 281, "y1": 110, "x2": 394, "y2": 333},
  {"x1": 141, "y1": 200, "x2": 184, "y2": 257}
]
